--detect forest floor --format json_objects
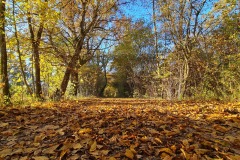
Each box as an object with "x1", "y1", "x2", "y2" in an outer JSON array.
[{"x1": 0, "y1": 99, "x2": 240, "y2": 160}]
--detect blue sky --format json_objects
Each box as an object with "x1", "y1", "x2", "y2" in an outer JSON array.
[{"x1": 120, "y1": 0, "x2": 152, "y2": 22}]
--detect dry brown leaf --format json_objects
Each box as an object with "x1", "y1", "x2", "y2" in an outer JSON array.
[
  {"x1": 32, "y1": 156, "x2": 49, "y2": 160},
  {"x1": 125, "y1": 149, "x2": 134, "y2": 159},
  {"x1": 24, "y1": 148, "x2": 37, "y2": 154},
  {"x1": 42, "y1": 144, "x2": 59, "y2": 154},
  {"x1": 140, "y1": 136, "x2": 148, "y2": 142},
  {"x1": 194, "y1": 149, "x2": 209, "y2": 155},
  {"x1": 191, "y1": 154, "x2": 199, "y2": 160},
  {"x1": 101, "y1": 150, "x2": 110, "y2": 155},
  {"x1": 154, "y1": 137, "x2": 163, "y2": 144},
  {"x1": 0, "y1": 122, "x2": 9, "y2": 127},
  {"x1": 180, "y1": 148, "x2": 190, "y2": 159},
  {"x1": 182, "y1": 139, "x2": 189, "y2": 148},
  {"x1": 72, "y1": 143, "x2": 83, "y2": 150},
  {"x1": 34, "y1": 133, "x2": 46, "y2": 143},
  {"x1": 213, "y1": 124, "x2": 230, "y2": 133},
  {"x1": 59, "y1": 149, "x2": 69, "y2": 159},
  {"x1": 90, "y1": 140, "x2": 97, "y2": 152},
  {"x1": 158, "y1": 148, "x2": 175, "y2": 156},
  {"x1": 227, "y1": 155, "x2": 240, "y2": 160},
  {"x1": 19, "y1": 156, "x2": 28, "y2": 160},
  {"x1": 68, "y1": 155, "x2": 80, "y2": 160},
  {"x1": 98, "y1": 128, "x2": 104, "y2": 134},
  {"x1": 0, "y1": 149, "x2": 13, "y2": 158}
]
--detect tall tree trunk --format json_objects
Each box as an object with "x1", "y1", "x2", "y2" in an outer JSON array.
[
  {"x1": 12, "y1": 0, "x2": 32, "y2": 95},
  {"x1": 98, "y1": 55, "x2": 108, "y2": 97},
  {"x1": 0, "y1": 0, "x2": 10, "y2": 104},
  {"x1": 27, "y1": 8, "x2": 44, "y2": 99},
  {"x1": 33, "y1": 46, "x2": 42, "y2": 98},
  {"x1": 71, "y1": 69, "x2": 79, "y2": 96},
  {"x1": 60, "y1": 57, "x2": 76, "y2": 95},
  {"x1": 60, "y1": 38, "x2": 85, "y2": 96}
]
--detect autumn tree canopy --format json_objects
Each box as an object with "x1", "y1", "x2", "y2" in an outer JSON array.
[{"x1": 0, "y1": 0, "x2": 239, "y2": 104}]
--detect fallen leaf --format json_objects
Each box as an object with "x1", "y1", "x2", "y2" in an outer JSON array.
[
  {"x1": 78, "y1": 128, "x2": 92, "y2": 134},
  {"x1": 24, "y1": 148, "x2": 37, "y2": 154},
  {"x1": 194, "y1": 149, "x2": 209, "y2": 155},
  {"x1": 68, "y1": 155, "x2": 80, "y2": 160},
  {"x1": 0, "y1": 122, "x2": 9, "y2": 127},
  {"x1": 125, "y1": 149, "x2": 134, "y2": 159},
  {"x1": 32, "y1": 156, "x2": 49, "y2": 160},
  {"x1": 180, "y1": 148, "x2": 190, "y2": 159},
  {"x1": 158, "y1": 148, "x2": 175, "y2": 156},
  {"x1": 0, "y1": 149, "x2": 13, "y2": 158},
  {"x1": 101, "y1": 150, "x2": 110, "y2": 155},
  {"x1": 42, "y1": 144, "x2": 59, "y2": 154},
  {"x1": 72, "y1": 143, "x2": 83, "y2": 150},
  {"x1": 140, "y1": 136, "x2": 148, "y2": 142},
  {"x1": 98, "y1": 128, "x2": 104, "y2": 134},
  {"x1": 213, "y1": 124, "x2": 230, "y2": 133},
  {"x1": 59, "y1": 149, "x2": 69, "y2": 159},
  {"x1": 19, "y1": 156, "x2": 28, "y2": 160},
  {"x1": 227, "y1": 155, "x2": 240, "y2": 160},
  {"x1": 154, "y1": 138, "x2": 163, "y2": 144},
  {"x1": 90, "y1": 141, "x2": 97, "y2": 152},
  {"x1": 34, "y1": 133, "x2": 46, "y2": 143}
]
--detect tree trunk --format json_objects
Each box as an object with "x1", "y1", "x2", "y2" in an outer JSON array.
[
  {"x1": 33, "y1": 46, "x2": 42, "y2": 98},
  {"x1": 60, "y1": 58, "x2": 76, "y2": 95},
  {"x1": 0, "y1": 0, "x2": 11, "y2": 104},
  {"x1": 60, "y1": 39, "x2": 84, "y2": 96},
  {"x1": 71, "y1": 69, "x2": 79, "y2": 96},
  {"x1": 99, "y1": 56, "x2": 108, "y2": 97},
  {"x1": 12, "y1": 0, "x2": 32, "y2": 95},
  {"x1": 27, "y1": 7, "x2": 44, "y2": 99}
]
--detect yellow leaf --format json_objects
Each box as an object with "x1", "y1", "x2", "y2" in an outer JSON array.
[
  {"x1": 130, "y1": 145, "x2": 137, "y2": 154},
  {"x1": 79, "y1": 128, "x2": 92, "y2": 134},
  {"x1": 101, "y1": 150, "x2": 110, "y2": 155},
  {"x1": 73, "y1": 143, "x2": 83, "y2": 150},
  {"x1": 90, "y1": 141, "x2": 97, "y2": 152},
  {"x1": 194, "y1": 149, "x2": 209, "y2": 155},
  {"x1": 154, "y1": 138, "x2": 163, "y2": 144},
  {"x1": 42, "y1": 144, "x2": 59, "y2": 154},
  {"x1": 182, "y1": 139, "x2": 189, "y2": 148},
  {"x1": 213, "y1": 124, "x2": 230, "y2": 133},
  {"x1": 158, "y1": 148, "x2": 175, "y2": 156},
  {"x1": 180, "y1": 148, "x2": 190, "y2": 159},
  {"x1": 140, "y1": 136, "x2": 148, "y2": 142},
  {"x1": 125, "y1": 149, "x2": 134, "y2": 159},
  {"x1": 34, "y1": 133, "x2": 46, "y2": 143},
  {"x1": 59, "y1": 149, "x2": 69, "y2": 159},
  {"x1": 0, "y1": 122, "x2": 9, "y2": 127},
  {"x1": 0, "y1": 149, "x2": 13, "y2": 158},
  {"x1": 227, "y1": 155, "x2": 240, "y2": 160},
  {"x1": 109, "y1": 157, "x2": 116, "y2": 160}
]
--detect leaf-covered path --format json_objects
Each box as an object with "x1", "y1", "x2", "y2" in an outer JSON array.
[{"x1": 0, "y1": 99, "x2": 240, "y2": 160}]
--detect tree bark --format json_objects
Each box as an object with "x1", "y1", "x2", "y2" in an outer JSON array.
[
  {"x1": 12, "y1": 0, "x2": 32, "y2": 95},
  {"x1": 0, "y1": 0, "x2": 10, "y2": 103},
  {"x1": 71, "y1": 69, "x2": 79, "y2": 96},
  {"x1": 60, "y1": 57, "x2": 76, "y2": 95},
  {"x1": 27, "y1": 5, "x2": 44, "y2": 99}
]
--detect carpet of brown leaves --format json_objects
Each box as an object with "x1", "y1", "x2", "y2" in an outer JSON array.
[{"x1": 0, "y1": 99, "x2": 240, "y2": 160}]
